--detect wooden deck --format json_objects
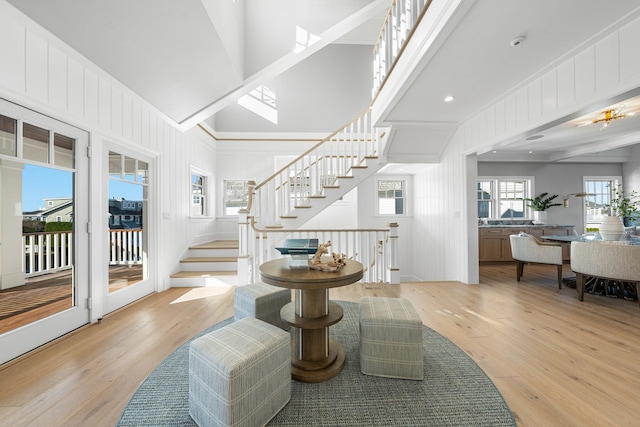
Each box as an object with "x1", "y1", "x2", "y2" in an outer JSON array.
[{"x1": 0, "y1": 265, "x2": 142, "y2": 334}]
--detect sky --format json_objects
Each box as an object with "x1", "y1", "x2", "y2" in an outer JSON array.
[{"x1": 22, "y1": 164, "x2": 142, "y2": 212}]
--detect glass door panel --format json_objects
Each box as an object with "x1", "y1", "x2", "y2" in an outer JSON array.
[
  {"x1": 0, "y1": 101, "x2": 89, "y2": 365},
  {"x1": 105, "y1": 149, "x2": 152, "y2": 313}
]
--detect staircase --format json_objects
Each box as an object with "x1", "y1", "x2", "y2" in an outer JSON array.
[
  {"x1": 251, "y1": 108, "x2": 387, "y2": 230},
  {"x1": 170, "y1": 240, "x2": 239, "y2": 287}
]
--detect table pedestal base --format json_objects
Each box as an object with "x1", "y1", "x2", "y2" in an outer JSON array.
[{"x1": 291, "y1": 338, "x2": 345, "y2": 383}]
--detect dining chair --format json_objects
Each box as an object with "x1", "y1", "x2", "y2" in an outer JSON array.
[{"x1": 509, "y1": 233, "x2": 564, "y2": 288}]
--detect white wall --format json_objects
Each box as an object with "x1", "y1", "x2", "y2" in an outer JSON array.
[
  {"x1": 212, "y1": 44, "x2": 372, "y2": 133},
  {"x1": 0, "y1": 1, "x2": 217, "y2": 318},
  {"x1": 623, "y1": 146, "x2": 640, "y2": 194},
  {"x1": 357, "y1": 174, "x2": 415, "y2": 282}
]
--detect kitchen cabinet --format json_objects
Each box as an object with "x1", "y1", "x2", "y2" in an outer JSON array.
[{"x1": 479, "y1": 226, "x2": 574, "y2": 262}]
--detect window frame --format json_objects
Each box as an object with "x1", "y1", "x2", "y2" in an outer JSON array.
[
  {"x1": 222, "y1": 179, "x2": 249, "y2": 217},
  {"x1": 583, "y1": 176, "x2": 621, "y2": 232},
  {"x1": 477, "y1": 176, "x2": 534, "y2": 219},
  {"x1": 190, "y1": 166, "x2": 212, "y2": 218},
  {"x1": 376, "y1": 176, "x2": 410, "y2": 217}
]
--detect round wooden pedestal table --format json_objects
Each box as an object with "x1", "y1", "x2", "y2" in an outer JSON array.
[{"x1": 259, "y1": 257, "x2": 363, "y2": 383}]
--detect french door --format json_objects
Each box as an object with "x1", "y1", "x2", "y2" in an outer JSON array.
[
  {"x1": 0, "y1": 99, "x2": 89, "y2": 365},
  {"x1": 104, "y1": 146, "x2": 154, "y2": 314}
]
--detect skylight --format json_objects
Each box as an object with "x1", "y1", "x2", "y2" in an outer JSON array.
[
  {"x1": 237, "y1": 85, "x2": 278, "y2": 124},
  {"x1": 294, "y1": 26, "x2": 321, "y2": 54}
]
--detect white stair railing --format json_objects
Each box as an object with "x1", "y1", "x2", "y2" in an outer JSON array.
[
  {"x1": 372, "y1": 0, "x2": 431, "y2": 98},
  {"x1": 252, "y1": 107, "x2": 380, "y2": 229},
  {"x1": 238, "y1": 213, "x2": 399, "y2": 285}
]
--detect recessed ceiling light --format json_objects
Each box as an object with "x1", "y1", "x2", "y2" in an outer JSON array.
[
  {"x1": 492, "y1": 150, "x2": 497, "y2": 154},
  {"x1": 526, "y1": 134, "x2": 544, "y2": 141},
  {"x1": 528, "y1": 150, "x2": 534, "y2": 154},
  {"x1": 444, "y1": 95, "x2": 455, "y2": 102},
  {"x1": 510, "y1": 36, "x2": 526, "y2": 47}
]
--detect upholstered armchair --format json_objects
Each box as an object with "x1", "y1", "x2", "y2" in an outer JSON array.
[
  {"x1": 570, "y1": 241, "x2": 640, "y2": 308},
  {"x1": 509, "y1": 234, "x2": 564, "y2": 288}
]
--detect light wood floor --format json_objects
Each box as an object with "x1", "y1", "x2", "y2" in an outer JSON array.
[{"x1": 1, "y1": 263, "x2": 639, "y2": 427}]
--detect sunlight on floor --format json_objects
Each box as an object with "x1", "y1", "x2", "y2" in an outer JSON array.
[{"x1": 170, "y1": 284, "x2": 234, "y2": 304}]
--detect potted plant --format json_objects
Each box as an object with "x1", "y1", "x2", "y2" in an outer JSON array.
[
  {"x1": 604, "y1": 184, "x2": 640, "y2": 225},
  {"x1": 524, "y1": 192, "x2": 561, "y2": 224}
]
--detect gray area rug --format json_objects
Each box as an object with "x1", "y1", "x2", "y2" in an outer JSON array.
[{"x1": 118, "y1": 301, "x2": 515, "y2": 426}]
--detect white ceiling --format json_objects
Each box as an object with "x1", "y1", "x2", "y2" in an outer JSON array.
[
  {"x1": 6, "y1": 0, "x2": 640, "y2": 164},
  {"x1": 374, "y1": 0, "x2": 640, "y2": 164},
  {"x1": 6, "y1": 0, "x2": 388, "y2": 127}
]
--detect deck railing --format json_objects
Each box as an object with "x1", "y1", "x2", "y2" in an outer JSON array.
[
  {"x1": 22, "y1": 231, "x2": 73, "y2": 278},
  {"x1": 23, "y1": 229, "x2": 143, "y2": 278},
  {"x1": 237, "y1": 213, "x2": 399, "y2": 285}
]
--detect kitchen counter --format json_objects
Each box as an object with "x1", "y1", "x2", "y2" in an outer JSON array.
[{"x1": 478, "y1": 224, "x2": 575, "y2": 228}]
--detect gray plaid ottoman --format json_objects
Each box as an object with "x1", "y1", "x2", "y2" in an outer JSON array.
[
  {"x1": 359, "y1": 296, "x2": 424, "y2": 380},
  {"x1": 189, "y1": 317, "x2": 291, "y2": 427},
  {"x1": 234, "y1": 282, "x2": 291, "y2": 330}
]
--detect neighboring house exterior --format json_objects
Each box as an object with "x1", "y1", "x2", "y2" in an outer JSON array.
[
  {"x1": 108, "y1": 198, "x2": 143, "y2": 229},
  {"x1": 22, "y1": 198, "x2": 73, "y2": 223}
]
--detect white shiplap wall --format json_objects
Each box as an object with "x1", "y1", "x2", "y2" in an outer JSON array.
[
  {"x1": 412, "y1": 13, "x2": 640, "y2": 284},
  {"x1": 0, "y1": 1, "x2": 217, "y2": 316}
]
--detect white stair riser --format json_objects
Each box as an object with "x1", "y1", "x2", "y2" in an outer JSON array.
[
  {"x1": 188, "y1": 248, "x2": 238, "y2": 258},
  {"x1": 180, "y1": 261, "x2": 237, "y2": 271},
  {"x1": 171, "y1": 275, "x2": 238, "y2": 287}
]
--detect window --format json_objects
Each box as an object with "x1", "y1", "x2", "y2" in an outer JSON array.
[
  {"x1": 584, "y1": 177, "x2": 621, "y2": 231},
  {"x1": 224, "y1": 180, "x2": 249, "y2": 216},
  {"x1": 477, "y1": 177, "x2": 533, "y2": 219},
  {"x1": 377, "y1": 179, "x2": 406, "y2": 215},
  {"x1": 191, "y1": 173, "x2": 206, "y2": 216}
]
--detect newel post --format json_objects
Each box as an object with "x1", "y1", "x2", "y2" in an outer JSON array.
[
  {"x1": 237, "y1": 180, "x2": 256, "y2": 286},
  {"x1": 237, "y1": 209, "x2": 249, "y2": 286},
  {"x1": 387, "y1": 222, "x2": 400, "y2": 284}
]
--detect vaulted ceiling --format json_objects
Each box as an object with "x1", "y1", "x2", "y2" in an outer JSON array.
[
  {"x1": 7, "y1": 0, "x2": 388, "y2": 128},
  {"x1": 7, "y1": 0, "x2": 640, "y2": 163}
]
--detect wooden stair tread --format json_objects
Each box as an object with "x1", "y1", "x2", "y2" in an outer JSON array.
[
  {"x1": 181, "y1": 257, "x2": 237, "y2": 263},
  {"x1": 337, "y1": 175, "x2": 353, "y2": 179},
  {"x1": 294, "y1": 205, "x2": 311, "y2": 208},
  {"x1": 351, "y1": 165, "x2": 367, "y2": 169},
  {"x1": 189, "y1": 240, "x2": 239, "y2": 250},
  {"x1": 323, "y1": 185, "x2": 339, "y2": 189},
  {"x1": 265, "y1": 225, "x2": 283, "y2": 229},
  {"x1": 280, "y1": 215, "x2": 298, "y2": 219},
  {"x1": 309, "y1": 195, "x2": 326, "y2": 199},
  {"x1": 170, "y1": 271, "x2": 237, "y2": 278}
]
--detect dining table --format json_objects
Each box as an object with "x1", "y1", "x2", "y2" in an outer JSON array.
[{"x1": 541, "y1": 234, "x2": 639, "y2": 299}]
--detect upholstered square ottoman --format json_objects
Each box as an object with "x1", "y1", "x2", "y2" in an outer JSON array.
[
  {"x1": 234, "y1": 281, "x2": 291, "y2": 330},
  {"x1": 189, "y1": 317, "x2": 291, "y2": 427},
  {"x1": 359, "y1": 296, "x2": 424, "y2": 380}
]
